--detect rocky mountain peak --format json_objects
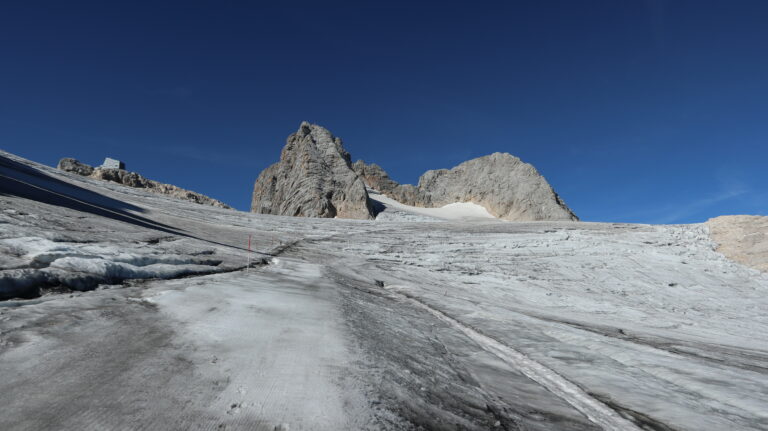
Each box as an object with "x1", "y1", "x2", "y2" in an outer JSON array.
[
  {"x1": 253, "y1": 122, "x2": 577, "y2": 221},
  {"x1": 353, "y1": 152, "x2": 577, "y2": 221},
  {"x1": 251, "y1": 122, "x2": 374, "y2": 219},
  {"x1": 284, "y1": 122, "x2": 352, "y2": 165}
]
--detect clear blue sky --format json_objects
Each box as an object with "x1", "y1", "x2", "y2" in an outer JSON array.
[{"x1": 1, "y1": 1, "x2": 766, "y2": 222}]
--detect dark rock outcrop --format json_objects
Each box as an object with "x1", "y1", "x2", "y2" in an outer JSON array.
[
  {"x1": 57, "y1": 159, "x2": 231, "y2": 209},
  {"x1": 57, "y1": 158, "x2": 94, "y2": 176},
  {"x1": 251, "y1": 122, "x2": 374, "y2": 219}
]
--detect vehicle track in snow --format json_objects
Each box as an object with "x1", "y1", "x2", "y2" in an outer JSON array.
[{"x1": 383, "y1": 285, "x2": 643, "y2": 431}]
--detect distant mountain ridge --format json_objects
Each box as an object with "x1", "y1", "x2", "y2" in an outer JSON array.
[
  {"x1": 251, "y1": 122, "x2": 577, "y2": 221},
  {"x1": 57, "y1": 158, "x2": 231, "y2": 209},
  {"x1": 353, "y1": 154, "x2": 577, "y2": 221}
]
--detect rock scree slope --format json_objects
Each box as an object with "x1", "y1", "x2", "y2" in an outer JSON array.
[
  {"x1": 354, "y1": 153, "x2": 578, "y2": 221},
  {"x1": 251, "y1": 122, "x2": 374, "y2": 219},
  {"x1": 57, "y1": 158, "x2": 231, "y2": 209}
]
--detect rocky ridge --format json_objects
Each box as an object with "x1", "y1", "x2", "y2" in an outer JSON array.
[
  {"x1": 250, "y1": 122, "x2": 374, "y2": 219},
  {"x1": 252, "y1": 122, "x2": 577, "y2": 221},
  {"x1": 353, "y1": 153, "x2": 578, "y2": 221},
  {"x1": 57, "y1": 158, "x2": 231, "y2": 209}
]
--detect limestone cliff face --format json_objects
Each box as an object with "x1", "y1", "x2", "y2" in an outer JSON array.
[
  {"x1": 57, "y1": 158, "x2": 231, "y2": 209},
  {"x1": 353, "y1": 153, "x2": 577, "y2": 221},
  {"x1": 251, "y1": 122, "x2": 374, "y2": 219},
  {"x1": 351, "y1": 161, "x2": 400, "y2": 194},
  {"x1": 252, "y1": 122, "x2": 576, "y2": 221}
]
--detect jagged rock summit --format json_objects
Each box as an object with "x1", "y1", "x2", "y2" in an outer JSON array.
[
  {"x1": 354, "y1": 153, "x2": 578, "y2": 221},
  {"x1": 252, "y1": 122, "x2": 577, "y2": 221},
  {"x1": 57, "y1": 158, "x2": 231, "y2": 209},
  {"x1": 251, "y1": 122, "x2": 374, "y2": 219}
]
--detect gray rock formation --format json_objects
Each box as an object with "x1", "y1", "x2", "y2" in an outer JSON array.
[
  {"x1": 353, "y1": 153, "x2": 577, "y2": 221},
  {"x1": 251, "y1": 122, "x2": 575, "y2": 221},
  {"x1": 57, "y1": 159, "x2": 231, "y2": 209},
  {"x1": 351, "y1": 161, "x2": 400, "y2": 193},
  {"x1": 251, "y1": 122, "x2": 374, "y2": 219},
  {"x1": 57, "y1": 158, "x2": 94, "y2": 176}
]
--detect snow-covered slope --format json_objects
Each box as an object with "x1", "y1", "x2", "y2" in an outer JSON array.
[{"x1": 1, "y1": 150, "x2": 767, "y2": 431}]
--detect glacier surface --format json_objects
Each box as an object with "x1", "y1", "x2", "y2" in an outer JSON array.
[{"x1": 1, "y1": 150, "x2": 767, "y2": 430}]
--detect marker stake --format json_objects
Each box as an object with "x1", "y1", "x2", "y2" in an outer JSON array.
[{"x1": 247, "y1": 234, "x2": 252, "y2": 272}]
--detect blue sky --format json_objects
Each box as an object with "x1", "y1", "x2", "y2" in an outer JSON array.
[{"x1": 1, "y1": 1, "x2": 766, "y2": 222}]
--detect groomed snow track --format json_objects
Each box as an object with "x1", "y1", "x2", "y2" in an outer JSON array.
[{"x1": 386, "y1": 285, "x2": 642, "y2": 431}]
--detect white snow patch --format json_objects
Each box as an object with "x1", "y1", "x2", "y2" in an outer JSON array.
[
  {"x1": 145, "y1": 260, "x2": 374, "y2": 429},
  {"x1": 370, "y1": 191, "x2": 497, "y2": 221}
]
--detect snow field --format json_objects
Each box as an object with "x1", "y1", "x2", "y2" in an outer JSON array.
[
  {"x1": 370, "y1": 191, "x2": 497, "y2": 221},
  {"x1": 3, "y1": 150, "x2": 768, "y2": 430},
  {"x1": 325, "y1": 222, "x2": 768, "y2": 430}
]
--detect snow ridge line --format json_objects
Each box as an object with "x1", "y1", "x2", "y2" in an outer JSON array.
[{"x1": 389, "y1": 287, "x2": 642, "y2": 431}]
